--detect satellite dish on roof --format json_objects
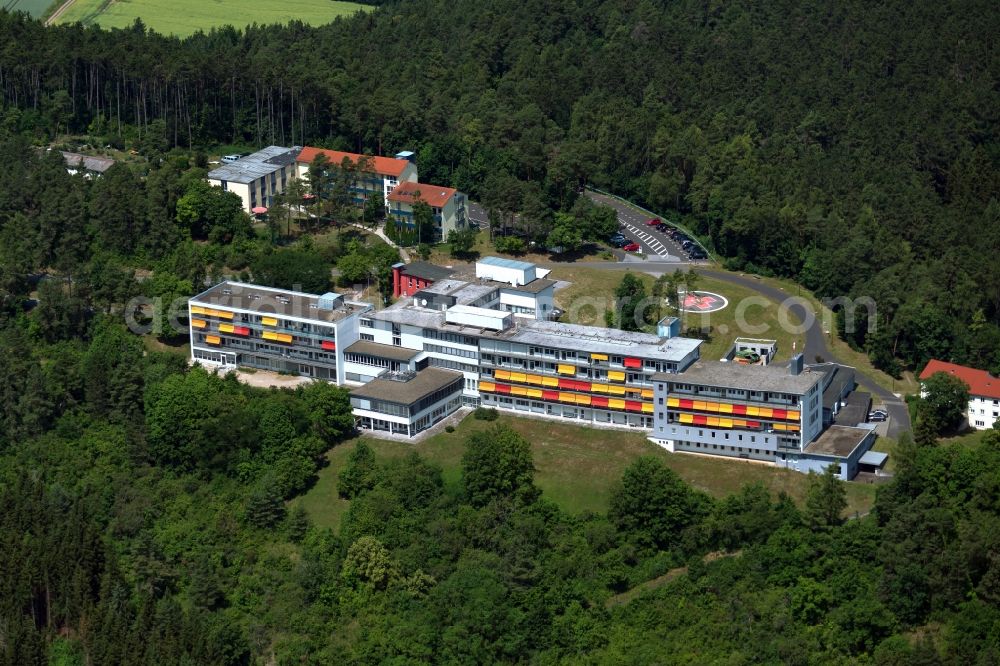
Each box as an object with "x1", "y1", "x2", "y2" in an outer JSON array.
[{"x1": 420, "y1": 298, "x2": 428, "y2": 307}]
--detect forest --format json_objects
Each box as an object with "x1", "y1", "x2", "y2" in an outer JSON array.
[{"x1": 0, "y1": 0, "x2": 999, "y2": 662}]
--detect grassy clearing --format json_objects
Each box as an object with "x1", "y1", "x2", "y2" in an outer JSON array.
[
  {"x1": 56, "y1": 0, "x2": 371, "y2": 37},
  {"x1": 548, "y1": 265, "x2": 806, "y2": 363},
  {"x1": 300, "y1": 413, "x2": 877, "y2": 532}
]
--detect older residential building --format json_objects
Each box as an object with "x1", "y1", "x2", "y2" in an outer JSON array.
[
  {"x1": 391, "y1": 261, "x2": 455, "y2": 298},
  {"x1": 296, "y1": 147, "x2": 418, "y2": 208},
  {"x1": 207, "y1": 146, "x2": 301, "y2": 213},
  {"x1": 387, "y1": 181, "x2": 467, "y2": 241},
  {"x1": 188, "y1": 281, "x2": 371, "y2": 382},
  {"x1": 920, "y1": 359, "x2": 1000, "y2": 430},
  {"x1": 61, "y1": 151, "x2": 114, "y2": 177}
]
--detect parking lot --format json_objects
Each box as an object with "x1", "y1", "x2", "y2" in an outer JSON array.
[{"x1": 589, "y1": 192, "x2": 708, "y2": 263}]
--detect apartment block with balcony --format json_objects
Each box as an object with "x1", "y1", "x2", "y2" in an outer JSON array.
[
  {"x1": 295, "y1": 147, "x2": 418, "y2": 208},
  {"x1": 188, "y1": 282, "x2": 371, "y2": 382},
  {"x1": 387, "y1": 181, "x2": 468, "y2": 242},
  {"x1": 207, "y1": 146, "x2": 301, "y2": 212}
]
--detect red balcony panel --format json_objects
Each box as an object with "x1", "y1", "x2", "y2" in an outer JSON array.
[
  {"x1": 591, "y1": 396, "x2": 609, "y2": 408},
  {"x1": 731, "y1": 404, "x2": 747, "y2": 415},
  {"x1": 625, "y1": 400, "x2": 643, "y2": 412},
  {"x1": 542, "y1": 390, "x2": 560, "y2": 401},
  {"x1": 624, "y1": 357, "x2": 642, "y2": 369},
  {"x1": 233, "y1": 326, "x2": 250, "y2": 336},
  {"x1": 558, "y1": 378, "x2": 575, "y2": 390},
  {"x1": 321, "y1": 340, "x2": 336, "y2": 351},
  {"x1": 772, "y1": 408, "x2": 786, "y2": 419},
  {"x1": 495, "y1": 383, "x2": 511, "y2": 394},
  {"x1": 747, "y1": 420, "x2": 760, "y2": 429},
  {"x1": 692, "y1": 414, "x2": 708, "y2": 425}
]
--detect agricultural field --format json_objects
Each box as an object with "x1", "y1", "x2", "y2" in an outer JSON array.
[
  {"x1": 54, "y1": 0, "x2": 371, "y2": 37},
  {"x1": 6, "y1": 0, "x2": 53, "y2": 19},
  {"x1": 300, "y1": 412, "x2": 877, "y2": 531}
]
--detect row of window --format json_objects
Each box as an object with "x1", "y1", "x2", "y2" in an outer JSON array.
[{"x1": 424, "y1": 343, "x2": 478, "y2": 359}]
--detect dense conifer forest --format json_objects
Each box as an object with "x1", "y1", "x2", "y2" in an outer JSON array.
[{"x1": 1, "y1": 0, "x2": 999, "y2": 663}]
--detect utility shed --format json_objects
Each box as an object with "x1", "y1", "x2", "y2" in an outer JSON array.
[{"x1": 476, "y1": 256, "x2": 537, "y2": 286}]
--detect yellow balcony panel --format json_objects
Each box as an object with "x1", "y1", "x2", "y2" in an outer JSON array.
[
  {"x1": 276, "y1": 333, "x2": 293, "y2": 344},
  {"x1": 557, "y1": 364, "x2": 576, "y2": 375},
  {"x1": 679, "y1": 413, "x2": 693, "y2": 424},
  {"x1": 205, "y1": 335, "x2": 221, "y2": 345},
  {"x1": 558, "y1": 392, "x2": 576, "y2": 403},
  {"x1": 608, "y1": 398, "x2": 626, "y2": 410},
  {"x1": 592, "y1": 383, "x2": 609, "y2": 393},
  {"x1": 718, "y1": 403, "x2": 733, "y2": 414},
  {"x1": 262, "y1": 316, "x2": 278, "y2": 327},
  {"x1": 209, "y1": 309, "x2": 233, "y2": 320},
  {"x1": 575, "y1": 395, "x2": 592, "y2": 406},
  {"x1": 510, "y1": 372, "x2": 527, "y2": 384},
  {"x1": 746, "y1": 406, "x2": 760, "y2": 417},
  {"x1": 590, "y1": 353, "x2": 608, "y2": 361},
  {"x1": 705, "y1": 401, "x2": 720, "y2": 412},
  {"x1": 667, "y1": 397, "x2": 679, "y2": 408},
  {"x1": 218, "y1": 323, "x2": 234, "y2": 334},
  {"x1": 525, "y1": 374, "x2": 543, "y2": 385},
  {"x1": 494, "y1": 369, "x2": 511, "y2": 381},
  {"x1": 526, "y1": 388, "x2": 543, "y2": 398},
  {"x1": 787, "y1": 411, "x2": 801, "y2": 420},
  {"x1": 191, "y1": 319, "x2": 207, "y2": 329},
  {"x1": 720, "y1": 418, "x2": 734, "y2": 429},
  {"x1": 608, "y1": 385, "x2": 626, "y2": 396},
  {"x1": 189, "y1": 305, "x2": 207, "y2": 315},
  {"x1": 693, "y1": 401, "x2": 707, "y2": 411},
  {"x1": 541, "y1": 376, "x2": 559, "y2": 387},
  {"x1": 479, "y1": 382, "x2": 496, "y2": 392},
  {"x1": 758, "y1": 407, "x2": 773, "y2": 418},
  {"x1": 641, "y1": 403, "x2": 654, "y2": 413},
  {"x1": 641, "y1": 388, "x2": 654, "y2": 399},
  {"x1": 608, "y1": 371, "x2": 625, "y2": 382},
  {"x1": 511, "y1": 386, "x2": 528, "y2": 396}
]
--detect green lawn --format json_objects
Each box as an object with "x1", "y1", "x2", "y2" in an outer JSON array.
[
  {"x1": 56, "y1": 0, "x2": 371, "y2": 37},
  {"x1": 300, "y1": 412, "x2": 877, "y2": 532},
  {"x1": 549, "y1": 265, "x2": 806, "y2": 363}
]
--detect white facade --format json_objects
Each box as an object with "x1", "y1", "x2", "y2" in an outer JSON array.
[
  {"x1": 966, "y1": 395, "x2": 1000, "y2": 430},
  {"x1": 476, "y1": 257, "x2": 537, "y2": 286},
  {"x1": 499, "y1": 285, "x2": 555, "y2": 319}
]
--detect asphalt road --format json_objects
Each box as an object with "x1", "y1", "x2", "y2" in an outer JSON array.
[{"x1": 572, "y1": 194, "x2": 912, "y2": 439}]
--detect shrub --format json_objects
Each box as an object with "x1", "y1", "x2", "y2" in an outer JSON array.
[
  {"x1": 473, "y1": 407, "x2": 499, "y2": 421},
  {"x1": 445, "y1": 425, "x2": 455, "y2": 433}
]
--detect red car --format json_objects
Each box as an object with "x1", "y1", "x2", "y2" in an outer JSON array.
[
  {"x1": 646, "y1": 218, "x2": 661, "y2": 226},
  {"x1": 623, "y1": 242, "x2": 641, "y2": 252}
]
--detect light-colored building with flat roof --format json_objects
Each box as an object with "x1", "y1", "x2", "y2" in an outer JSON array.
[
  {"x1": 188, "y1": 281, "x2": 371, "y2": 382},
  {"x1": 207, "y1": 145, "x2": 301, "y2": 212},
  {"x1": 350, "y1": 368, "x2": 465, "y2": 437}
]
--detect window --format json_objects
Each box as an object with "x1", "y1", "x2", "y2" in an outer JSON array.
[
  {"x1": 658, "y1": 397, "x2": 663, "y2": 405},
  {"x1": 360, "y1": 333, "x2": 374, "y2": 341}
]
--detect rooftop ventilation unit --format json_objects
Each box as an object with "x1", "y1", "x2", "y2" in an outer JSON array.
[{"x1": 318, "y1": 292, "x2": 343, "y2": 311}]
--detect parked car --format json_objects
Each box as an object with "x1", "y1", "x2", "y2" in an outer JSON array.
[
  {"x1": 687, "y1": 248, "x2": 708, "y2": 260},
  {"x1": 868, "y1": 409, "x2": 888, "y2": 422},
  {"x1": 656, "y1": 223, "x2": 670, "y2": 232},
  {"x1": 221, "y1": 154, "x2": 241, "y2": 163},
  {"x1": 646, "y1": 218, "x2": 661, "y2": 226},
  {"x1": 547, "y1": 307, "x2": 565, "y2": 321},
  {"x1": 681, "y1": 240, "x2": 696, "y2": 249},
  {"x1": 623, "y1": 242, "x2": 641, "y2": 252},
  {"x1": 609, "y1": 236, "x2": 628, "y2": 248}
]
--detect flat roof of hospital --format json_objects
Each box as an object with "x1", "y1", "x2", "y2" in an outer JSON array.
[
  {"x1": 657, "y1": 361, "x2": 823, "y2": 394},
  {"x1": 478, "y1": 256, "x2": 535, "y2": 271},
  {"x1": 350, "y1": 368, "x2": 463, "y2": 405},
  {"x1": 207, "y1": 146, "x2": 300, "y2": 184},
  {"x1": 369, "y1": 301, "x2": 702, "y2": 361},
  {"x1": 805, "y1": 425, "x2": 874, "y2": 458},
  {"x1": 192, "y1": 281, "x2": 369, "y2": 323}
]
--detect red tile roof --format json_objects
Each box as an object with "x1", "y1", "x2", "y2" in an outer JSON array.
[
  {"x1": 919, "y1": 359, "x2": 1000, "y2": 399},
  {"x1": 296, "y1": 147, "x2": 411, "y2": 177},
  {"x1": 387, "y1": 181, "x2": 457, "y2": 208}
]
